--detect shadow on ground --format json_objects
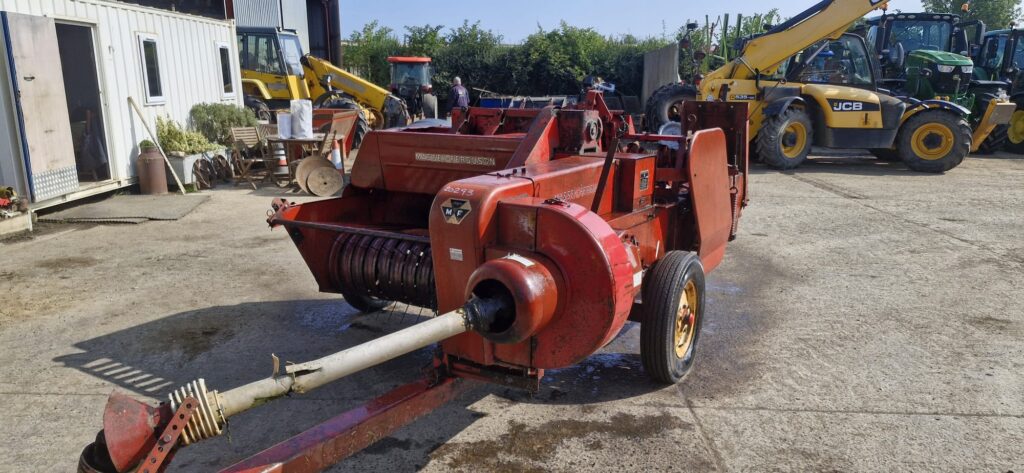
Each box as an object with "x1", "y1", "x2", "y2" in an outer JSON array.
[{"x1": 53, "y1": 297, "x2": 692, "y2": 470}]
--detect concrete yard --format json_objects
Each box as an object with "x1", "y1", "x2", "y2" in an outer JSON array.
[{"x1": 1, "y1": 152, "x2": 1022, "y2": 472}]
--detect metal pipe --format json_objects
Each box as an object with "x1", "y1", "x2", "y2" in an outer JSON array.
[{"x1": 215, "y1": 309, "x2": 469, "y2": 418}]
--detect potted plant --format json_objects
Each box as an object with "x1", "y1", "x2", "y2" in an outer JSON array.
[{"x1": 136, "y1": 139, "x2": 167, "y2": 195}]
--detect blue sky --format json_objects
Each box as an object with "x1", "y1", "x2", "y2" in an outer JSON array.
[{"x1": 340, "y1": 0, "x2": 927, "y2": 43}]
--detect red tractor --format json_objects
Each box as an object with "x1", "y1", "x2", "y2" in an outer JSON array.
[{"x1": 388, "y1": 56, "x2": 438, "y2": 119}]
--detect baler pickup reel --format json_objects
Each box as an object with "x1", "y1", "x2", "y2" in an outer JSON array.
[{"x1": 79, "y1": 92, "x2": 750, "y2": 472}]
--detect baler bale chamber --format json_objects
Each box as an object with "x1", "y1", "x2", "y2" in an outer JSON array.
[{"x1": 78, "y1": 92, "x2": 749, "y2": 473}]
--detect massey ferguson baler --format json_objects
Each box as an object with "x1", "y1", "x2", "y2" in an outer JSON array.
[{"x1": 79, "y1": 92, "x2": 749, "y2": 472}]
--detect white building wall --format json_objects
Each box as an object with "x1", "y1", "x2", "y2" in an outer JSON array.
[{"x1": 0, "y1": 0, "x2": 241, "y2": 201}]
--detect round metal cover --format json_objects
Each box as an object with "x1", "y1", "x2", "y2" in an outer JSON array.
[
  {"x1": 294, "y1": 157, "x2": 334, "y2": 194},
  {"x1": 306, "y1": 167, "x2": 344, "y2": 197},
  {"x1": 658, "y1": 121, "x2": 682, "y2": 150}
]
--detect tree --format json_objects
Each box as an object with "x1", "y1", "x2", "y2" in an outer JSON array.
[
  {"x1": 403, "y1": 25, "x2": 445, "y2": 58},
  {"x1": 431, "y1": 21, "x2": 505, "y2": 104},
  {"x1": 342, "y1": 21, "x2": 401, "y2": 85},
  {"x1": 923, "y1": 0, "x2": 1021, "y2": 29}
]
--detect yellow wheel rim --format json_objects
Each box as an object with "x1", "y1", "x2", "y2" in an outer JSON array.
[
  {"x1": 910, "y1": 123, "x2": 955, "y2": 160},
  {"x1": 781, "y1": 122, "x2": 808, "y2": 159},
  {"x1": 1008, "y1": 110, "x2": 1024, "y2": 145},
  {"x1": 673, "y1": 280, "x2": 698, "y2": 358}
]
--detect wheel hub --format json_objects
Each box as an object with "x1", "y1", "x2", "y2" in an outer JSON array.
[
  {"x1": 673, "y1": 280, "x2": 698, "y2": 358},
  {"x1": 922, "y1": 132, "x2": 944, "y2": 150},
  {"x1": 782, "y1": 132, "x2": 798, "y2": 148},
  {"x1": 910, "y1": 122, "x2": 955, "y2": 160}
]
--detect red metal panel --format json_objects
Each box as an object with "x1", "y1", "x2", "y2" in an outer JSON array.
[
  {"x1": 220, "y1": 378, "x2": 477, "y2": 473},
  {"x1": 530, "y1": 200, "x2": 637, "y2": 368},
  {"x1": 687, "y1": 128, "x2": 732, "y2": 272}
]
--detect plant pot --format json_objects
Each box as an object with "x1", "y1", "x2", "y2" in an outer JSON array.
[{"x1": 137, "y1": 147, "x2": 168, "y2": 195}]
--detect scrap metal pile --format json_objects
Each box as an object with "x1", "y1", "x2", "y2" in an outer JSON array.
[{"x1": 78, "y1": 91, "x2": 749, "y2": 472}]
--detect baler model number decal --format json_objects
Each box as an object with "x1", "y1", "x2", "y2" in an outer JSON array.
[
  {"x1": 553, "y1": 184, "x2": 598, "y2": 202},
  {"x1": 441, "y1": 198, "x2": 473, "y2": 224},
  {"x1": 416, "y1": 153, "x2": 496, "y2": 166},
  {"x1": 827, "y1": 99, "x2": 881, "y2": 112},
  {"x1": 730, "y1": 94, "x2": 757, "y2": 101},
  {"x1": 443, "y1": 185, "x2": 475, "y2": 197}
]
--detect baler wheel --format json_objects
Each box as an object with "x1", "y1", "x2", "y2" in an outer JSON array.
[
  {"x1": 640, "y1": 251, "x2": 705, "y2": 384},
  {"x1": 340, "y1": 287, "x2": 391, "y2": 314}
]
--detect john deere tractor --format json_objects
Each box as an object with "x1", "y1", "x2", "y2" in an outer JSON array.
[
  {"x1": 972, "y1": 27, "x2": 1024, "y2": 153},
  {"x1": 862, "y1": 12, "x2": 1014, "y2": 155}
]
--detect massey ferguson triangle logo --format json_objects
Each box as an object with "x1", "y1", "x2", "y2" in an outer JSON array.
[{"x1": 441, "y1": 198, "x2": 472, "y2": 224}]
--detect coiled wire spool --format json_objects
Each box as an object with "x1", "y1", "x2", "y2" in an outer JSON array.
[
  {"x1": 168, "y1": 379, "x2": 224, "y2": 445},
  {"x1": 329, "y1": 232, "x2": 436, "y2": 309}
]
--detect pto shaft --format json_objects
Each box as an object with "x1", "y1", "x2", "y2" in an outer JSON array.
[
  {"x1": 166, "y1": 297, "x2": 504, "y2": 446},
  {"x1": 222, "y1": 309, "x2": 468, "y2": 414}
]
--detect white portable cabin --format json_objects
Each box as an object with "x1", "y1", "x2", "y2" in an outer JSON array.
[{"x1": 0, "y1": 0, "x2": 242, "y2": 209}]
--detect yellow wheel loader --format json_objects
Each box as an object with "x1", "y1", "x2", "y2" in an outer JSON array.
[
  {"x1": 654, "y1": 0, "x2": 1013, "y2": 173},
  {"x1": 237, "y1": 27, "x2": 408, "y2": 148}
]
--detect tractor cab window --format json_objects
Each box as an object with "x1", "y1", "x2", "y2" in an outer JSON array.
[
  {"x1": 279, "y1": 34, "x2": 305, "y2": 77},
  {"x1": 978, "y1": 35, "x2": 1008, "y2": 79},
  {"x1": 391, "y1": 63, "x2": 430, "y2": 86},
  {"x1": 888, "y1": 20, "x2": 953, "y2": 52},
  {"x1": 1012, "y1": 36, "x2": 1024, "y2": 69},
  {"x1": 245, "y1": 34, "x2": 285, "y2": 76},
  {"x1": 790, "y1": 36, "x2": 874, "y2": 87},
  {"x1": 866, "y1": 26, "x2": 879, "y2": 51}
]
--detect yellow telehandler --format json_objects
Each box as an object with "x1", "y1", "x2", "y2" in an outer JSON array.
[
  {"x1": 236, "y1": 27, "x2": 408, "y2": 148},
  {"x1": 650, "y1": 0, "x2": 1013, "y2": 173}
]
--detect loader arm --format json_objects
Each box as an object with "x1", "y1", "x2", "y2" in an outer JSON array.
[
  {"x1": 702, "y1": 0, "x2": 890, "y2": 90},
  {"x1": 302, "y1": 54, "x2": 392, "y2": 110}
]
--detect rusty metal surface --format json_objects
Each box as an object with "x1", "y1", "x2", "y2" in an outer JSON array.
[
  {"x1": 99, "y1": 392, "x2": 170, "y2": 472},
  {"x1": 219, "y1": 377, "x2": 478, "y2": 473},
  {"x1": 137, "y1": 396, "x2": 198, "y2": 473}
]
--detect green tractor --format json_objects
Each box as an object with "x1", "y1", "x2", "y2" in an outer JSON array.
[
  {"x1": 973, "y1": 27, "x2": 1024, "y2": 153},
  {"x1": 861, "y1": 12, "x2": 1014, "y2": 156}
]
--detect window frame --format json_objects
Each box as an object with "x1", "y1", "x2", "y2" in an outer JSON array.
[
  {"x1": 137, "y1": 33, "x2": 166, "y2": 105},
  {"x1": 216, "y1": 41, "x2": 236, "y2": 99}
]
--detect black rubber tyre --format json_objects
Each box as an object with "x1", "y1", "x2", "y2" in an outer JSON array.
[
  {"x1": 315, "y1": 95, "x2": 370, "y2": 150},
  {"x1": 1003, "y1": 106, "x2": 1024, "y2": 154},
  {"x1": 640, "y1": 251, "x2": 706, "y2": 384},
  {"x1": 755, "y1": 107, "x2": 813, "y2": 170},
  {"x1": 339, "y1": 287, "x2": 391, "y2": 314},
  {"x1": 897, "y1": 110, "x2": 971, "y2": 173},
  {"x1": 980, "y1": 125, "x2": 1008, "y2": 154},
  {"x1": 244, "y1": 96, "x2": 272, "y2": 122},
  {"x1": 644, "y1": 83, "x2": 697, "y2": 133}
]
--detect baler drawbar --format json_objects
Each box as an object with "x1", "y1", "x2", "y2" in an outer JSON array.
[{"x1": 79, "y1": 91, "x2": 749, "y2": 472}]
